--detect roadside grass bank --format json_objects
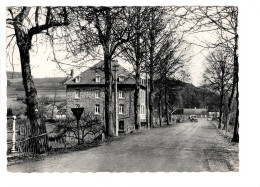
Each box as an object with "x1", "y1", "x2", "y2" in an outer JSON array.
[
  {"x1": 7, "y1": 130, "x2": 135, "y2": 166},
  {"x1": 7, "y1": 121, "x2": 176, "y2": 166},
  {"x1": 211, "y1": 120, "x2": 237, "y2": 144}
]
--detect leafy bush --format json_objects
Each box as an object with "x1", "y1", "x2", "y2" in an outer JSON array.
[
  {"x1": 50, "y1": 112, "x2": 105, "y2": 144},
  {"x1": 16, "y1": 96, "x2": 26, "y2": 102}
]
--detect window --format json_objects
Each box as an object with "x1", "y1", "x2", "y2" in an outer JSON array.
[
  {"x1": 119, "y1": 104, "x2": 124, "y2": 114},
  {"x1": 140, "y1": 105, "x2": 146, "y2": 114},
  {"x1": 119, "y1": 91, "x2": 124, "y2": 99},
  {"x1": 118, "y1": 75, "x2": 125, "y2": 82},
  {"x1": 140, "y1": 90, "x2": 145, "y2": 100},
  {"x1": 141, "y1": 78, "x2": 146, "y2": 85},
  {"x1": 95, "y1": 75, "x2": 101, "y2": 83},
  {"x1": 95, "y1": 90, "x2": 101, "y2": 98},
  {"x1": 75, "y1": 76, "x2": 81, "y2": 83},
  {"x1": 95, "y1": 104, "x2": 100, "y2": 114},
  {"x1": 75, "y1": 89, "x2": 80, "y2": 99}
]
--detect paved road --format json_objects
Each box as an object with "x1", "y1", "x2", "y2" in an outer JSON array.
[{"x1": 7, "y1": 118, "x2": 238, "y2": 172}]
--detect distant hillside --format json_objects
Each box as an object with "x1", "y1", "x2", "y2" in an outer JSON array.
[
  {"x1": 7, "y1": 71, "x2": 22, "y2": 79},
  {"x1": 8, "y1": 77, "x2": 67, "y2": 91},
  {"x1": 154, "y1": 78, "x2": 219, "y2": 112}
]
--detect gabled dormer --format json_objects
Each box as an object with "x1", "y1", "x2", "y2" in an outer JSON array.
[
  {"x1": 95, "y1": 74, "x2": 101, "y2": 83},
  {"x1": 74, "y1": 75, "x2": 82, "y2": 83},
  {"x1": 118, "y1": 74, "x2": 125, "y2": 82}
]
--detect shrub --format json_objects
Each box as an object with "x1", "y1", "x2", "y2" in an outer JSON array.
[
  {"x1": 51, "y1": 112, "x2": 104, "y2": 144},
  {"x1": 16, "y1": 96, "x2": 26, "y2": 102}
]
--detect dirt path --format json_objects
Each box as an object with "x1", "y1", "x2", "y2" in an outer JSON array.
[{"x1": 7, "y1": 118, "x2": 238, "y2": 172}]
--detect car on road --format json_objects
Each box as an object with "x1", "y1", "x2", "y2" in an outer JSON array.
[
  {"x1": 207, "y1": 115, "x2": 213, "y2": 121},
  {"x1": 189, "y1": 115, "x2": 198, "y2": 122}
]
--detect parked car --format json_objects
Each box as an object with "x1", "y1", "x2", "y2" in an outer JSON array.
[
  {"x1": 207, "y1": 115, "x2": 213, "y2": 121},
  {"x1": 189, "y1": 115, "x2": 198, "y2": 122}
]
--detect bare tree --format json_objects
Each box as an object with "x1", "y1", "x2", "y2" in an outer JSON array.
[
  {"x1": 73, "y1": 7, "x2": 138, "y2": 137},
  {"x1": 6, "y1": 7, "x2": 69, "y2": 153},
  {"x1": 186, "y1": 6, "x2": 239, "y2": 142},
  {"x1": 145, "y1": 7, "x2": 190, "y2": 127},
  {"x1": 155, "y1": 36, "x2": 191, "y2": 126},
  {"x1": 120, "y1": 7, "x2": 151, "y2": 130},
  {"x1": 145, "y1": 7, "x2": 168, "y2": 128},
  {"x1": 203, "y1": 47, "x2": 233, "y2": 129}
]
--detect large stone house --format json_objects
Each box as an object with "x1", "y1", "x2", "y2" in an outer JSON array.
[{"x1": 64, "y1": 61, "x2": 148, "y2": 134}]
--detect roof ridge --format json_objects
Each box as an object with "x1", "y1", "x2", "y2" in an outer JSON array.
[{"x1": 64, "y1": 60, "x2": 135, "y2": 85}]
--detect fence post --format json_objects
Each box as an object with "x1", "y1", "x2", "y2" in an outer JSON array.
[{"x1": 11, "y1": 115, "x2": 17, "y2": 153}]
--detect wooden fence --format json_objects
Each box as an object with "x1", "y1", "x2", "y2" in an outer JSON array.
[
  {"x1": 7, "y1": 116, "x2": 103, "y2": 154},
  {"x1": 7, "y1": 116, "x2": 34, "y2": 153},
  {"x1": 7, "y1": 116, "x2": 48, "y2": 153}
]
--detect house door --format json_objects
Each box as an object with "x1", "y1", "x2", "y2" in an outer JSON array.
[{"x1": 119, "y1": 121, "x2": 124, "y2": 131}]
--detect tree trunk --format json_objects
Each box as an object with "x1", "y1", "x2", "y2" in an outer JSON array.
[
  {"x1": 225, "y1": 34, "x2": 238, "y2": 134},
  {"x1": 82, "y1": 128, "x2": 84, "y2": 144},
  {"x1": 224, "y1": 96, "x2": 234, "y2": 134},
  {"x1": 149, "y1": 72, "x2": 154, "y2": 128},
  {"x1": 231, "y1": 32, "x2": 239, "y2": 143},
  {"x1": 226, "y1": 86, "x2": 236, "y2": 130},
  {"x1": 134, "y1": 71, "x2": 141, "y2": 130},
  {"x1": 148, "y1": 36, "x2": 155, "y2": 128},
  {"x1": 225, "y1": 112, "x2": 230, "y2": 133},
  {"x1": 158, "y1": 94, "x2": 162, "y2": 127},
  {"x1": 146, "y1": 73, "x2": 150, "y2": 129},
  {"x1": 104, "y1": 55, "x2": 114, "y2": 137},
  {"x1": 165, "y1": 86, "x2": 169, "y2": 126},
  {"x1": 232, "y1": 56, "x2": 239, "y2": 143},
  {"x1": 231, "y1": 106, "x2": 239, "y2": 143},
  {"x1": 17, "y1": 34, "x2": 48, "y2": 153},
  {"x1": 134, "y1": 17, "x2": 141, "y2": 130},
  {"x1": 232, "y1": 92, "x2": 239, "y2": 143},
  {"x1": 218, "y1": 66, "x2": 225, "y2": 129},
  {"x1": 218, "y1": 94, "x2": 223, "y2": 129}
]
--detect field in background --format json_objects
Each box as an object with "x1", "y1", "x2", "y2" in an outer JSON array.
[{"x1": 7, "y1": 77, "x2": 67, "y2": 115}]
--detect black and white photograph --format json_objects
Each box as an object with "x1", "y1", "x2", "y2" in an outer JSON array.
[{"x1": 1, "y1": 0, "x2": 260, "y2": 187}]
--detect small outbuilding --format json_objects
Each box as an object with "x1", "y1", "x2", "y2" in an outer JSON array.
[
  {"x1": 56, "y1": 109, "x2": 67, "y2": 119},
  {"x1": 171, "y1": 108, "x2": 208, "y2": 123}
]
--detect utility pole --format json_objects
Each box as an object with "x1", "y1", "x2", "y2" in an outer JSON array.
[{"x1": 113, "y1": 64, "x2": 119, "y2": 136}]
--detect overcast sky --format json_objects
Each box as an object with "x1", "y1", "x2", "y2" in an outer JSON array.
[
  {"x1": 6, "y1": 40, "x2": 208, "y2": 87},
  {"x1": 5, "y1": 7, "x2": 216, "y2": 87}
]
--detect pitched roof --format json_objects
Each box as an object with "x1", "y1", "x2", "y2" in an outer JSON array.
[
  {"x1": 171, "y1": 108, "x2": 184, "y2": 115},
  {"x1": 171, "y1": 108, "x2": 208, "y2": 115},
  {"x1": 57, "y1": 109, "x2": 67, "y2": 115},
  {"x1": 64, "y1": 60, "x2": 136, "y2": 85}
]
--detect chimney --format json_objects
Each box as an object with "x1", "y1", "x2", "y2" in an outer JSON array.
[{"x1": 70, "y1": 69, "x2": 74, "y2": 78}]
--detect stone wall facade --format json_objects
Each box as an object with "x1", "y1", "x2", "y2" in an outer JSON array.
[{"x1": 66, "y1": 85, "x2": 147, "y2": 134}]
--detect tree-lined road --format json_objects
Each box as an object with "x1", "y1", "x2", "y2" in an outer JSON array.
[{"x1": 8, "y1": 119, "x2": 238, "y2": 172}]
